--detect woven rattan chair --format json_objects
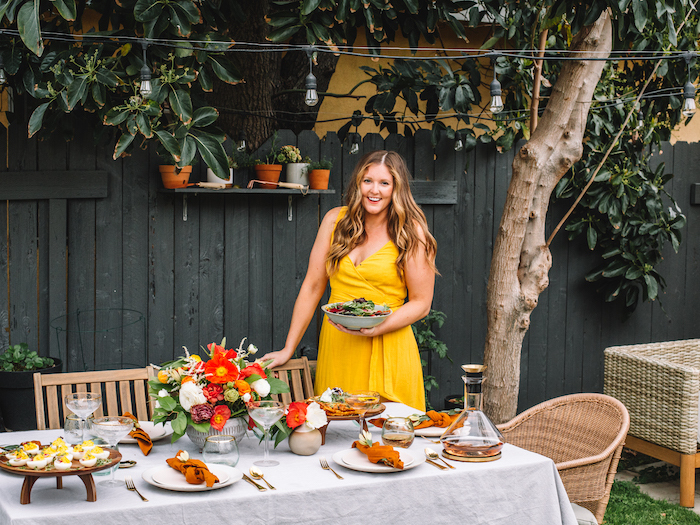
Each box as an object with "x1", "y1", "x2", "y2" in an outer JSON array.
[
  {"x1": 604, "y1": 339, "x2": 700, "y2": 507},
  {"x1": 497, "y1": 393, "x2": 629, "y2": 524},
  {"x1": 270, "y1": 357, "x2": 315, "y2": 405},
  {"x1": 33, "y1": 367, "x2": 155, "y2": 430}
]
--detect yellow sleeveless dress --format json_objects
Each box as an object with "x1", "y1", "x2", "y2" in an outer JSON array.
[{"x1": 314, "y1": 208, "x2": 426, "y2": 411}]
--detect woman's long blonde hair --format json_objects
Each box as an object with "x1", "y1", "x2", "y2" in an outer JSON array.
[{"x1": 326, "y1": 150, "x2": 438, "y2": 277}]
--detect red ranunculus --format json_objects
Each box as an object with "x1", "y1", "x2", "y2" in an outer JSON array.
[
  {"x1": 207, "y1": 342, "x2": 225, "y2": 355},
  {"x1": 202, "y1": 383, "x2": 224, "y2": 403},
  {"x1": 285, "y1": 402, "x2": 308, "y2": 429},
  {"x1": 240, "y1": 363, "x2": 266, "y2": 380},
  {"x1": 204, "y1": 353, "x2": 239, "y2": 384},
  {"x1": 210, "y1": 405, "x2": 231, "y2": 431}
]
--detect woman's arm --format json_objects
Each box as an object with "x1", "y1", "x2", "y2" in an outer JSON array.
[
  {"x1": 330, "y1": 224, "x2": 436, "y2": 338},
  {"x1": 261, "y1": 208, "x2": 341, "y2": 367}
]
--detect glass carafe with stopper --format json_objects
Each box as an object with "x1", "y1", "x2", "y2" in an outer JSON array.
[{"x1": 439, "y1": 364, "x2": 504, "y2": 462}]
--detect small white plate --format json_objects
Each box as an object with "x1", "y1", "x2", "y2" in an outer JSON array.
[
  {"x1": 142, "y1": 464, "x2": 241, "y2": 492},
  {"x1": 333, "y1": 448, "x2": 422, "y2": 473},
  {"x1": 120, "y1": 422, "x2": 173, "y2": 444},
  {"x1": 414, "y1": 426, "x2": 448, "y2": 438}
]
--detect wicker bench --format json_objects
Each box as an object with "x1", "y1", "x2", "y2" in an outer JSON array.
[{"x1": 604, "y1": 339, "x2": 700, "y2": 507}]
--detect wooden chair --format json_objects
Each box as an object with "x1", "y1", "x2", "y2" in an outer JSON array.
[
  {"x1": 270, "y1": 357, "x2": 315, "y2": 405},
  {"x1": 497, "y1": 393, "x2": 629, "y2": 525},
  {"x1": 33, "y1": 367, "x2": 155, "y2": 430},
  {"x1": 604, "y1": 339, "x2": 700, "y2": 507}
]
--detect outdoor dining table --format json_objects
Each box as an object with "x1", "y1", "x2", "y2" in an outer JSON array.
[{"x1": 0, "y1": 403, "x2": 577, "y2": 525}]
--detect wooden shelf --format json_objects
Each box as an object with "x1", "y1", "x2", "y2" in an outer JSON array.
[{"x1": 159, "y1": 187, "x2": 335, "y2": 195}]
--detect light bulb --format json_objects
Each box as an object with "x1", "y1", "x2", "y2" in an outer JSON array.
[
  {"x1": 305, "y1": 72, "x2": 318, "y2": 107},
  {"x1": 349, "y1": 134, "x2": 360, "y2": 155},
  {"x1": 636, "y1": 110, "x2": 644, "y2": 130},
  {"x1": 454, "y1": 132, "x2": 464, "y2": 151},
  {"x1": 236, "y1": 131, "x2": 247, "y2": 152},
  {"x1": 0, "y1": 68, "x2": 6, "y2": 85},
  {"x1": 682, "y1": 81, "x2": 696, "y2": 117},
  {"x1": 490, "y1": 79, "x2": 503, "y2": 114},
  {"x1": 139, "y1": 63, "x2": 151, "y2": 98}
]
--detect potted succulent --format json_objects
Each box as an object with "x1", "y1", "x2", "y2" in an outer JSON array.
[
  {"x1": 253, "y1": 133, "x2": 283, "y2": 189},
  {"x1": 277, "y1": 146, "x2": 309, "y2": 186},
  {"x1": 0, "y1": 343, "x2": 62, "y2": 431},
  {"x1": 308, "y1": 158, "x2": 333, "y2": 190}
]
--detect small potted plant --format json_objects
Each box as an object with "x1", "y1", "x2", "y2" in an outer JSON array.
[
  {"x1": 157, "y1": 146, "x2": 194, "y2": 189},
  {"x1": 308, "y1": 158, "x2": 333, "y2": 190},
  {"x1": 253, "y1": 132, "x2": 283, "y2": 189},
  {"x1": 206, "y1": 155, "x2": 234, "y2": 186},
  {"x1": 0, "y1": 343, "x2": 62, "y2": 431},
  {"x1": 277, "y1": 146, "x2": 309, "y2": 186}
]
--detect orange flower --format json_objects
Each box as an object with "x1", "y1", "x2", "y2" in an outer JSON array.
[
  {"x1": 234, "y1": 380, "x2": 251, "y2": 395},
  {"x1": 181, "y1": 375, "x2": 195, "y2": 385},
  {"x1": 286, "y1": 402, "x2": 308, "y2": 429},
  {"x1": 204, "y1": 353, "x2": 239, "y2": 384},
  {"x1": 240, "y1": 363, "x2": 267, "y2": 380},
  {"x1": 210, "y1": 405, "x2": 231, "y2": 431},
  {"x1": 157, "y1": 370, "x2": 169, "y2": 383}
]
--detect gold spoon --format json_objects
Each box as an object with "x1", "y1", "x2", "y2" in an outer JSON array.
[
  {"x1": 424, "y1": 447, "x2": 455, "y2": 469},
  {"x1": 249, "y1": 466, "x2": 276, "y2": 490}
]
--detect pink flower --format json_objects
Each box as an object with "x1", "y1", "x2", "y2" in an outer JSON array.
[{"x1": 190, "y1": 403, "x2": 215, "y2": 424}]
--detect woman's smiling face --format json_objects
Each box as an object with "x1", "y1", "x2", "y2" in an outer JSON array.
[{"x1": 360, "y1": 163, "x2": 394, "y2": 216}]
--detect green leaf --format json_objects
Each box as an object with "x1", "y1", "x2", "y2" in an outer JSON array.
[
  {"x1": 179, "y1": 135, "x2": 196, "y2": 167},
  {"x1": 17, "y1": 1, "x2": 43, "y2": 56},
  {"x1": 95, "y1": 68, "x2": 120, "y2": 88},
  {"x1": 169, "y1": 87, "x2": 193, "y2": 126},
  {"x1": 155, "y1": 130, "x2": 181, "y2": 163},
  {"x1": 171, "y1": 410, "x2": 188, "y2": 436},
  {"x1": 50, "y1": 0, "x2": 76, "y2": 20},
  {"x1": 103, "y1": 108, "x2": 130, "y2": 126},
  {"x1": 189, "y1": 129, "x2": 228, "y2": 176},
  {"x1": 632, "y1": 0, "x2": 648, "y2": 32},
  {"x1": 267, "y1": 25, "x2": 302, "y2": 43},
  {"x1": 267, "y1": 376, "x2": 291, "y2": 395},
  {"x1": 66, "y1": 76, "x2": 88, "y2": 111},
  {"x1": 301, "y1": 0, "x2": 323, "y2": 15},
  {"x1": 191, "y1": 106, "x2": 219, "y2": 127},
  {"x1": 134, "y1": 0, "x2": 164, "y2": 22},
  {"x1": 207, "y1": 55, "x2": 243, "y2": 84},
  {"x1": 27, "y1": 102, "x2": 50, "y2": 138},
  {"x1": 136, "y1": 112, "x2": 153, "y2": 138},
  {"x1": 644, "y1": 273, "x2": 658, "y2": 300},
  {"x1": 157, "y1": 395, "x2": 177, "y2": 411},
  {"x1": 586, "y1": 225, "x2": 597, "y2": 250},
  {"x1": 112, "y1": 132, "x2": 136, "y2": 159}
]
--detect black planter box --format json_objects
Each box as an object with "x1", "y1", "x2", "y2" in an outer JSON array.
[{"x1": 0, "y1": 359, "x2": 63, "y2": 431}]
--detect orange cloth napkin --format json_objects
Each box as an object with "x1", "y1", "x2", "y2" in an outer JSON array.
[
  {"x1": 352, "y1": 441, "x2": 404, "y2": 469},
  {"x1": 122, "y1": 412, "x2": 153, "y2": 456},
  {"x1": 166, "y1": 450, "x2": 220, "y2": 487},
  {"x1": 414, "y1": 410, "x2": 458, "y2": 429}
]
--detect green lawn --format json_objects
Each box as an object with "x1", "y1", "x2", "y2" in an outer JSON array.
[{"x1": 604, "y1": 481, "x2": 700, "y2": 524}]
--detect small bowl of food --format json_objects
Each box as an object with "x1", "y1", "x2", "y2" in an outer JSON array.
[{"x1": 322, "y1": 298, "x2": 392, "y2": 330}]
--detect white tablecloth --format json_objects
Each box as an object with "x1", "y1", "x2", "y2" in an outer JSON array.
[{"x1": 0, "y1": 403, "x2": 577, "y2": 525}]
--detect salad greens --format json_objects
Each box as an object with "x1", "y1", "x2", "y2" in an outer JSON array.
[{"x1": 326, "y1": 298, "x2": 391, "y2": 317}]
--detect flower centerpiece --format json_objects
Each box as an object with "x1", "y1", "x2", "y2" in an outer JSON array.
[
  {"x1": 268, "y1": 400, "x2": 328, "y2": 455},
  {"x1": 149, "y1": 338, "x2": 289, "y2": 445}
]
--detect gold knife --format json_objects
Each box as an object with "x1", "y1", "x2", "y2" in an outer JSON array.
[
  {"x1": 425, "y1": 458, "x2": 448, "y2": 470},
  {"x1": 242, "y1": 473, "x2": 267, "y2": 491}
]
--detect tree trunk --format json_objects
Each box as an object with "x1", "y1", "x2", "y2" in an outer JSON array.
[{"x1": 483, "y1": 11, "x2": 613, "y2": 424}]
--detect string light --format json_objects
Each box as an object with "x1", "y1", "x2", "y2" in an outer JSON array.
[
  {"x1": 682, "y1": 53, "x2": 696, "y2": 118},
  {"x1": 305, "y1": 46, "x2": 319, "y2": 107},
  {"x1": 454, "y1": 131, "x2": 464, "y2": 151},
  {"x1": 0, "y1": 53, "x2": 6, "y2": 85},
  {"x1": 139, "y1": 41, "x2": 152, "y2": 98},
  {"x1": 489, "y1": 54, "x2": 503, "y2": 114},
  {"x1": 236, "y1": 129, "x2": 247, "y2": 152},
  {"x1": 349, "y1": 133, "x2": 360, "y2": 154},
  {"x1": 636, "y1": 109, "x2": 644, "y2": 130}
]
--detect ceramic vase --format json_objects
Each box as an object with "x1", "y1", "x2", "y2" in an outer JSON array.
[
  {"x1": 288, "y1": 424, "x2": 323, "y2": 456},
  {"x1": 285, "y1": 162, "x2": 310, "y2": 186},
  {"x1": 186, "y1": 417, "x2": 247, "y2": 451},
  {"x1": 206, "y1": 167, "x2": 234, "y2": 185}
]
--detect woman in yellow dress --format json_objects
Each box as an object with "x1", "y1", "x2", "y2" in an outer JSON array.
[{"x1": 262, "y1": 150, "x2": 438, "y2": 411}]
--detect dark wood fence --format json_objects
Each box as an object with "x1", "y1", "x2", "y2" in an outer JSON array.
[{"x1": 1, "y1": 114, "x2": 699, "y2": 412}]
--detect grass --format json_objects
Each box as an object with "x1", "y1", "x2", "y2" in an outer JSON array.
[{"x1": 604, "y1": 481, "x2": 700, "y2": 524}]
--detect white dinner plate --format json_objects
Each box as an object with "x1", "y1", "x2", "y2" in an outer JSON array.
[
  {"x1": 333, "y1": 448, "x2": 422, "y2": 473},
  {"x1": 142, "y1": 464, "x2": 241, "y2": 492},
  {"x1": 414, "y1": 426, "x2": 448, "y2": 438},
  {"x1": 120, "y1": 421, "x2": 173, "y2": 444}
]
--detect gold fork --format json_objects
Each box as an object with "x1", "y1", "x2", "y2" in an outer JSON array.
[
  {"x1": 319, "y1": 457, "x2": 343, "y2": 479},
  {"x1": 125, "y1": 476, "x2": 148, "y2": 501}
]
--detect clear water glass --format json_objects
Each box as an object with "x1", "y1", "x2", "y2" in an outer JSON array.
[
  {"x1": 202, "y1": 435, "x2": 239, "y2": 467},
  {"x1": 65, "y1": 392, "x2": 102, "y2": 442},
  {"x1": 91, "y1": 416, "x2": 134, "y2": 486},
  {"x1": 381, "y1": 417, "x2": 415, "y2": 448},
  {"x1": 247, "y1": 400, "x2": 285, "y2": 467}
]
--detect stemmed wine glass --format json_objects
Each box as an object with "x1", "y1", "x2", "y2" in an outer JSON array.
[
  {"x1": 65, "y1": 392, "x2": 102, "y2": 443},
  {"x1": 246, "y1": 400, "x2": 285, "y2": 467},
  {"x1": 90, "y1": 416, "x2": 134, "y2": 486},
  {"x1": 345, "y1": 390, "x2": 380, "y2": 431}
]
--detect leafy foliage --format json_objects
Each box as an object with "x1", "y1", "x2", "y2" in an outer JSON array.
[
  {"x1": 413, "y1": 310, "x2": 451, "y2": 408},
  {"x1": 0, "y1": 343, "x2": 55, "y2": 372}
]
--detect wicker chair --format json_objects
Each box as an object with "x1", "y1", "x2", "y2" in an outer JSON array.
[
  {"x1": 497, "y1": 393, "x2": 629, "y2": 524},
  {"x1": 604, "y1": 339, "x2": 700, "y2": 507}
]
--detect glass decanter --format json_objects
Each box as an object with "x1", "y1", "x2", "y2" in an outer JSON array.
[{"x1": 439, "y1": 364, "x2": 504, "y2": 462}]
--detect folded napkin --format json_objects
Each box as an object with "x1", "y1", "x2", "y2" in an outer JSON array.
[
  {"x1": 166, "y1": 450, "x2": 220, "y2": 487},
  {"x1": 122, "y1": 412, "x2": 153, "y2": 456},
  {"x1": 352, "y1": 441, "x2": 404, "y2": 469},
  {"x1": 414, "y1": 410, "x2": 458, "y2": 429}
]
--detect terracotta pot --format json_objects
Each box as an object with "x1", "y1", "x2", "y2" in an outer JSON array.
[
  {"x1": 288, "y1": 424, "x2": 323, "y2": 455},
  {"x1": 159, "y1": 165, "x2": 192, "y2": 189},
  {"x1": 309, "y1": 169, "x2": 330, "y2": 190},
  {"x1": 254, "y1": 164, "x2": 283, "y2": 189}
]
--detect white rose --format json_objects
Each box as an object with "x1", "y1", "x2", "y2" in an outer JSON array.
[
  {"x1": 251, "y1": 378, "x2": 270, "y2": 398},
  {"x1": 242, "y1": 393, "x2": 252, "y2": 403},
  {"x1": 154, "y1": 400, "x2": 161, "y2": 409},
  {"x1": 304, "y1": 402, "x2": 328, "y2": 430},
  {"x1": 247, "y1": 344, "x2": 258, "y2": 355},
  {"x1": 319, "y1": 388, "x2": 333, "y2": 403},
  {"x1": 178, "y1": 381, "x2": 207, "y2": 412},
  {"x1": 158, "y1": 389, "x2": 169, "y2": 397}
]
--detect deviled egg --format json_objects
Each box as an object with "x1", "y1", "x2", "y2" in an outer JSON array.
[
  {"x1": 71, "y1": 444, "x2": 85, "y2": 459},
  {"x1": 8, "y1": 450, "x2": 29, "y2": 467},
  {"x1": 22, "y1": 442, "x2": 40, "y2": 455},
  {"x1": 91, "y1": 446, "x2": 109, "y2": 460},
  {"x1": 26, "y1": 454, "x2": 48, "y2": 469},
  {"x1": 80, "y1": 440, "x2": 95, "y2": 451},
  {"x1": 54, "y1": 455, "x2": 73, "y2": 470},
  {"x1": 79, "y1": 452, "x2": 97, "y2": 467}
]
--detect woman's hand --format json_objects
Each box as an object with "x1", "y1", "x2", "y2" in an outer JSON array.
[
  {"x1": 326, "y1": 317, "x2": 381, "y2": 337},
  {"x1": 259, "y1": 349, "x2": 293, "y2": 369}
]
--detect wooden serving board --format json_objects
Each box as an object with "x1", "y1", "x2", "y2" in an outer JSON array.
[{"x1": 0, "y1": 447, "x2": 121, "y2": 504}]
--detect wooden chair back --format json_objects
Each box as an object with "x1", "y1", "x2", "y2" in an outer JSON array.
[
  {"x1": 33, "y1": 367, "x2": 155, "y2": 430},
  {"x1": 271, "y1": 357, "x2": 314, "y2": 405}
]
